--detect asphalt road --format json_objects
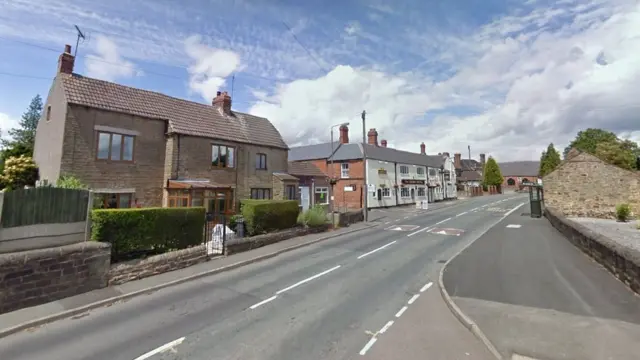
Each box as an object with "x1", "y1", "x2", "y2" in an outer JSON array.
[
  {"x1": 0, "y1": 195, "x2": 526, "y2": 360},
  {"x1": 443, "y1": 207, "x2": 640, "y2": 360}
]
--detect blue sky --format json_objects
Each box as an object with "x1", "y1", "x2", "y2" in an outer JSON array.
[{"x1": 1, "y1": 0, "x2": 639, "y2": 161}]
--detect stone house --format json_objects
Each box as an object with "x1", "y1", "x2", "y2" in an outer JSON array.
[
  {"x1": 543, "y1": 149, "x2": 640, "y2": 219},
  {"x1": 288, "y1": 125, "x2": 454, "y2": 210},
  {"x1": 33, "y1": 44, "x2": 293, "y2": 214}
]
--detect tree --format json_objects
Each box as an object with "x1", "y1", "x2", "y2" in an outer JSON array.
[
  {"x1": 595, "y1": 141, "x2": 636, "y2": 170},
  {"x1": 56, "y1": 175, "x2": 88, "y2": 189},
  {"x1": 1, "y1": 95, "x2": 42, "y2": 159},
  {"x1": 563, "y1": 128, "x2": 618, "y2": 158},
  {"x1": 539, "y1": 143, "x2": 562, "y2": 177},
  {"x1": 483, "y1": 157, "x2": 503, "y2": 186},
  {"x1": 0, "y1": 155, "x2": 39, "y2": 190}
]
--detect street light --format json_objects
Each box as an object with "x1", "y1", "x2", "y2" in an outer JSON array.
[{"x1": 330, "y1": 122, "x2": 350, "y2": 219}]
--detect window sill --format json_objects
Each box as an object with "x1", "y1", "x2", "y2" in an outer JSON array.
[
  {"x1": 95, "y1": 159, "x2": 135, "y2": 164},
  {"x1": 211, "y1": 166, "x2": 235, "y2": 170}
]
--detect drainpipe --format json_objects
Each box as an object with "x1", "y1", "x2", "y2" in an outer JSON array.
[{"x1": 394, "y1": 162, "x2": 399, "y2": 206}]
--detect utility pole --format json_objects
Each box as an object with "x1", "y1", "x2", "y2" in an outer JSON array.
[{"x1": 362, "y1": 110, "x2": 368, "y2": 222}]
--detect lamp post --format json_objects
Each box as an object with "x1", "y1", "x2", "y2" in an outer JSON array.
[
  {"x1": 361, "y1": 110, "x2": 368, "y2": 222},
  {"x1": 330, "y1": 122, "x2": 350, "y2": 221}
]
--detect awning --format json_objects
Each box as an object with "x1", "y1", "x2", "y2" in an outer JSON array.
[{"x1": 166, "y1": 180, "x2": 232, "y2": 190}]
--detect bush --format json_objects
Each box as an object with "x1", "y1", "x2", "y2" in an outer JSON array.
[
  {"x1": 615, "y1": 203, "x2": 631, "y2": 222},
  {"x1": 240, "y1": 199, "x2": 299, "y2": 235},
  {"x1": 91, "y1": 207, "x2": 205, "y2": 262},
  {"x1": 297, "y1": 205, "x2": 327, "y2": 228}
]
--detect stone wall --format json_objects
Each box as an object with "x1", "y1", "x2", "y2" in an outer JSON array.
[
  {"x1": 108, "y1": 245, "x2": 208, "y2": 285},
  {"x1": 226, "y1": 225, "x2": 330, "y2": 255},
  {"x1": 543, "y1": 152, "x2": 640, "y2": 219},
  {"x1": 0, "y1": 242, "x2": 111, "y2": 314},
  {"x1": 545, "y1": 207, "x2": 640, "y2": 294}
]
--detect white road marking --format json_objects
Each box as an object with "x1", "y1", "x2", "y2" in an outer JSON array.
[
  {"x1": 456, "y1": 211, "x2": 467, "y2": 217},
  {"x1": 408, "y1": 294, "x2": 420, "y2": 304},
  {"x1": 403, "y1": 216, "x2": 410, "y2": 219},
  {"x1": 134, "y1": 337, "x2": 186, "y2": 360},
  {"x1": 503, "y1": 202, "x2": 526, "y2": 218},
  {"x1": 420, "y1": 282, "x2": 433, "y2": 292},
  {"x1": 379, "y1": 320, "x2": 394, "y2": 334},
  {"x1": 359, "y1": 337, "x2": 378, "y2": 355},
  {"x1": 276, "y1": 265, "x2": 341, "y2": 294},
  {"x1": 435, "y1": 217, "x2": 451, "y2": 225},
  {"x1": 407, "y1": 226, "x2": 431, "y2": 237},
  {"x1": 384, "y1": 221, "x2": 390, "y2": 224},
  {"x1": 395, "y1": 306, "x2": 408, "y2": 318},
  {"x1": 249, "y1": 295, "x2": 278, "y2": 309},
  {"x1": 506, "y1": 224, "x2": 522, "y2": 228},
  {"x1": 357, "y1": 241, "x2": 397, "y2": 259}
]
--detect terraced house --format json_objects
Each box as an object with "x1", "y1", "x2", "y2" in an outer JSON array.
[{"x1": 33, "y1": 45, "x2": 294, "y2": 214}]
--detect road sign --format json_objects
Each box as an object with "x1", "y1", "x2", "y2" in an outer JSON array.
[
  {"x1": 427, "y1": 228, "x2": 465, "y2": 236},
  {"x1": 384, "y1": 224, "x2": 420, "y2": 231}
]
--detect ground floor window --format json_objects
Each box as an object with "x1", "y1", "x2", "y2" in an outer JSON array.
[
  {"x1": 382, "y1": 187, "x2": 391, "y2": 198},
  {"x1": 315, "y1": 187, "x2": 329, "y2": 204},
  {"x1": 94, "y1": 193, "x2": 133, "y2": 209},
  {"x1": 167, "y1": 188, "x2": 234, "y2": 214},
  {"x1": 285, "y1": 185, "x2": 296, "y2": 200},
  {"x1": 251, "y1": 188, "x2": 271, "y2": 200},
  {"x1": 417, "y1": 187, "x2": 426, "y2": 197},
  {"x1": 400, "y1": 187, "x2": 410, "y2": 198}
]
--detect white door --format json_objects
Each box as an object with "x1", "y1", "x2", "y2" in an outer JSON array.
[{"x1": 300, "y1": 186, "x2": 310, "y2": 211}]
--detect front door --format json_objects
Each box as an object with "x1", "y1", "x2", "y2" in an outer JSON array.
[
  {"x1": 411, "y1": 188, "x2": 415, "y2": 202},
  {"x1": 300, "y1": 186, "x2": 310, "y2": 211}
]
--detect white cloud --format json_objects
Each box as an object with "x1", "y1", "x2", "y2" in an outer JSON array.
[
  {"x1": 184, "y1": 35, "x2": 241, "y2": 102},
  {"x1": 0, "y1": 113, "x2": 19, "y2": 139},
  {"x1": 85, "y1": 35, "x2": 141, "y2": 82}
]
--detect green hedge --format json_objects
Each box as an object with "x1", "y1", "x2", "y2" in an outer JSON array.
[
  {"x1": 240, "y1": 200, "x2": 299, "y2": 235},
  {"x1": 91, "y1": 207, "x2": 205, "y2": 262}
]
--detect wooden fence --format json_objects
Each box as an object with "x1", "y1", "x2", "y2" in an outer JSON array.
[{"x1": 1, "y1": 187, "x2": 90, "y2": 228}]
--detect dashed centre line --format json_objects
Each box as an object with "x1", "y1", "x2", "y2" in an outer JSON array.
[
  {"x1": 249, "y1": 295, "x2": 277, "y2": 310},
  {"x1": 276, "y1": 265, "x2": 342, "y2": 294},
  {"x1": 395, "y1": 306, "x2": 408, "y2": 318},
  {"x1": 357, "y1": 241, "x2": 397, "y2": 259},
  {"x1": 408, "y1": 294, "x2": 420, "y2": 304},
  {"x1": 134, "y1": 337, "x2": 185, "y2": 360}
]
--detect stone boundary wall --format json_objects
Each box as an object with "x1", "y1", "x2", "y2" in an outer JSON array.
[
  {"x1": 0, "y1": 242, "x2": 111, "y2": 314},
  {"x1": 226, "y1": 225, "x2": 330, "y2": 255},
  {"x1": 545, "y1": 206, "x2": 640, "y2": 294},
  {"x1": 108, "y1": 245, "x2": 208, "y2": 286}
]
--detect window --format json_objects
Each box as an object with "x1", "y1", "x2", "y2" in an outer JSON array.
[
  {"x1": 382, "y1": 188, "x2": 391, "y2": 198},
  {"x1": 341, "y1": 163, "x2": 349, "y2": 178},
  {"x1": 399, "y1": 165, "x2": 409, "y2": 176},
  {"x1": 95, "y1": 193, "x2": 133, "y2": 209},
  {"x1": 400, "y1": 187, "x2": 410, "y2": 198},
  {"x1": 256, "y1": 153, "x2": 267, "y2": 170},
  {"x1": 315, "y1": 186, "x2": 329, "y2": 204},
  {"x1": 417, "y1": 167, "x2": 425, "y2": 176},
  {"x1": 97, "y1": 131, "x2": 134, "y2": 161},
  {"x1": 168, "y1": 189, "x2": 234, "y2": 214},
  {"x1": 45, "y1": 105, "x2": 51, "y2": 122},
  {"x1": 212, "y1": 144, "x2": 235, "y2": 168},
  {"x1": 507, "y1": 178, "x2": 516, "y2": 186},
  {"x1": 251, "y1": 188, "x2": 271, "y2": 199},
  {"x1": 417, "y1": 187, "x2": 426, "y2": 197},
  {"x1": 428, "y1": 168, "x2": 437, "y2": 177},
  {"x1": 286, "y1": 185, "x2": 297, "y2": 200}
]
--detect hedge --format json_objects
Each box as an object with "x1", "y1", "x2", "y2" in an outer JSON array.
[
  {"x1": 240, "y1": 199, "x2": 299, "y2": 235},
  {"x1": 91, "y1": 207, "x2": 205, "y2": 262}
]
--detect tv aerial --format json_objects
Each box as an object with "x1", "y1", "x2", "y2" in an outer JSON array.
[{"x1": 73, "y1": 25, "x2": 86, "y2": 57}]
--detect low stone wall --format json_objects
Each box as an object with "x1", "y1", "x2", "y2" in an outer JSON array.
[
  {"x1": 545, "y1": 206, "x2": 640, "y2": 294},
  {"x1": 108, "y1": 245, "x2": 208, "y2": 286},
  {"x1": 337, "y1": 210, "x2": 363, "y2": 227},
  {"x1": 0, "y1": 241, "x2": 111, "y2": 314},
  {"x1": 226, "y1": 225, "x2": 330, "y2": 255}
]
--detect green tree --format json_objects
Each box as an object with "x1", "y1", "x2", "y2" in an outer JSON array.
[
  {"x1": 1, "y1": 95, "x2": 43, "y2": 158},
  {"x1": 563, "y1": 128, "x2": 618, "y2": 158},
  {"x1": 0, "y1": 155, "x2": 39, "y2": 190},
  {"x1": 483, "y1": 156, "x2": 503, "y2": 186},
  {"x1": 595, "y1": 141, "x2": 636, "y2": 170},
  {"x1": 539, "y1": 143, "x2": 562, "y2": 177},
  {"x1": 56, "y1": 174, "x2": 88, "y2": 189}
]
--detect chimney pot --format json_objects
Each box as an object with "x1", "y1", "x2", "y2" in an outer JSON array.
[
  {"x1": 64, "y1": 44, "x2": 71, "y2": 54},
  {"x1": 57, "y1": 44, "x2": 75, "y2": 75},
  {"x1": 381, "y1": 139, "x2": 387, "y2": 147},
  {"x1": 212, "y1": 90, "x2": 232, "y2": 115},
  {"x1": 420, "y1": 142, "x2": 426, "y2": 155},
  {"x1": 339, "y1": 124, "x2": 349, "y2": 144},
  {"x1": 367, "y1": 128, "x2": 379, "y2": 146}
]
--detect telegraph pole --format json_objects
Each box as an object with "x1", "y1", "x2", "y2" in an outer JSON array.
[{"x1": 362, "y1": 110, "x2": 368, "y2": 222}]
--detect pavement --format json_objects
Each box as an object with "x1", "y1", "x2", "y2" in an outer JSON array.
[
  {"x1": 0, "y1": 195, "x2": 526, "y2": 360},
  {"x1": 443, "y1": 206, "x2": 640, "y2": 360}
]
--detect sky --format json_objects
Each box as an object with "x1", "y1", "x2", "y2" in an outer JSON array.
[{"x1": 0, "y1": 0, "x2": 639, "y2": 162}]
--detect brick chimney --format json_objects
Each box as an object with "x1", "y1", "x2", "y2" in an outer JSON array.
[
  {"x1": 454, "y1": 153, "x2": 462, "y2": 169},
  {"x1": 381, "y1": 139, "x2": 387, "y2": 147},
  {"x1": 339, "y1": 124, "x2": 349, "y2": 144},
  {"x1": 420, "y1": 142, "x2": 426, "y2": 155},
  {"x1": 212, "y1": 91, "x2": 232, "y2": 115},
  {"x1": 367, "y1": 128, "x2": 378, "y2": 146},
  {"x1": 480, "y1": 153, "x2": 486, "y2": 169},
  {"x1": 58, "y1": 44, "x2": 75, "y2": 75}
]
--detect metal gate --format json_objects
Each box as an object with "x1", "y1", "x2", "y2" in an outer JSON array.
[{"x1": 204, "y1": 213, "x2": 227, "y2": 256}]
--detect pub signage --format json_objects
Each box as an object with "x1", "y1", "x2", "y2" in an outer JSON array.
[{"x1": 401, "y1": 179, "x2": 426, "y2": 185}]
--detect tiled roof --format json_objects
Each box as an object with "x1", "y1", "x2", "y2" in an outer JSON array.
[
  {"x1": 499, "y1": 161, "x2": 540, "y2": 176},
  {"x1": 459, "y1": 159, "x2": 480, "y2": 170},
  {"x1": 60, "y1": 74, "x2": 288, "y2": 149},
  {"x1": 288, "y1": 161, "x2": 326, "y2": 177},
  {"x1": 304, "y1": 142, "x2": 446, "y2": 168},
  {"x1": 272, "y1": 172, "x2": 299, "y2": 181},
  {"x1": 459, "y1": 170, "x2": 482, "y2": 181},
  {"x1": 288, "y1": 142, "x2": 340, "y2": 161}
]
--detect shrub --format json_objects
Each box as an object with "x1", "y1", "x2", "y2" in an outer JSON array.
[
  {"x1": 240, "y1": 199, "x2": 299, "y2": 235},
  {"x1": 0, "y1": 155, "x2": 38, "y2": 190},
  {"x1": 56, "y1": 174, "x2": 88, "y2": 189},
  {"x1": 615, "y1": 203, "x2": 631, "y2": 222},
  {"x1": 91, "y1": 207, "x2": 205, "y2": 262},
  {"x1": 298, "y1": 205, "x2": 327, "y2": 228}
]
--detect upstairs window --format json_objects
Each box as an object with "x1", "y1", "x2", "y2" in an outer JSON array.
[
  {"x1": 97, "y1": 131, "x2": 134, "y2": 161},
  {"x1": 399, "y1": 165, "x2": 409, "y2": 176},
  {"x1": 256, "y1": 153, "x2": 267, "y2": 170},
  {"x1": 212, "y1": 144, "x2": 235, "y2": 168},
  {"x1": 417, "y1": 167, "x2": 425, "y2": 176},
  {"x1": 341, "y1": 163, "x2": 349, "y2": 178}
]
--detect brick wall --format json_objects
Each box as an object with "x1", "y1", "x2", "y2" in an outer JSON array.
[
  {"x1": 330, "y1": 160, "x2": 365, "y2": 210},
  {"x1": 543, "y1": 152, "x2": 640, "y2": 218},
  {"x1": 60, "y1": 105, "x2": 167, "y2": 207},
  {"x1": 0, "y1": 242, "x2": 111, "y2": 314}
]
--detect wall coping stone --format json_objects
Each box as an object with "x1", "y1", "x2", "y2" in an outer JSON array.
[{"x1": 0, "y1": 241, "x2": 111, "y2": 266}]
